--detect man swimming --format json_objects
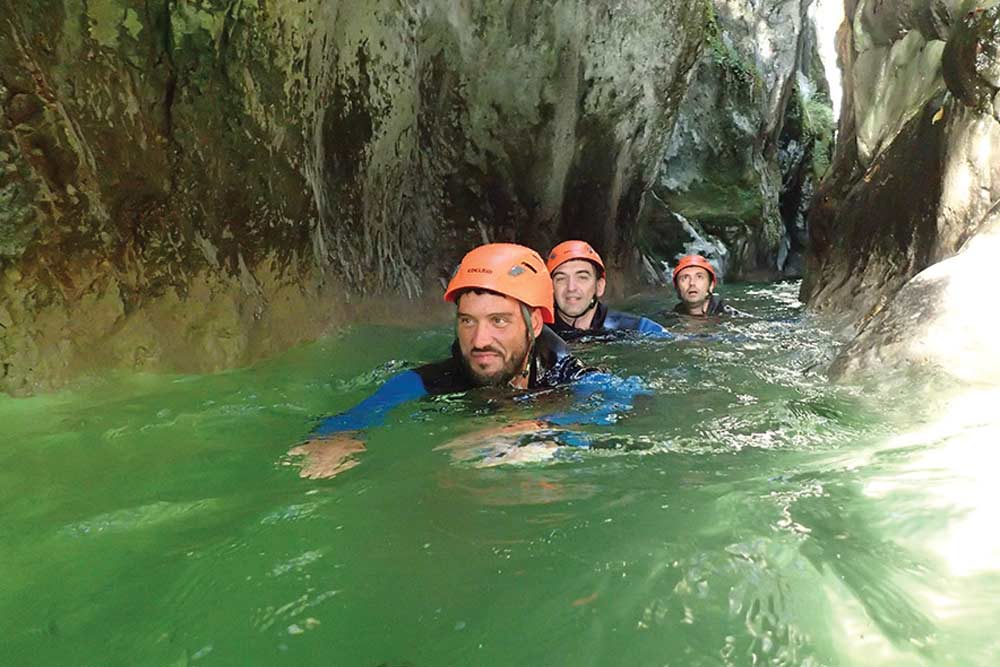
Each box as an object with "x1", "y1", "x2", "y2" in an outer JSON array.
[
  {"x1": 546, "y1": 240, "x2": 669, "y2": 338},
  {"x1": 289, "y1": 242, "x2": 642, "y2": 478},
  {"x1": 670, "y1": 254, "x2": 742, "y2": 317}
]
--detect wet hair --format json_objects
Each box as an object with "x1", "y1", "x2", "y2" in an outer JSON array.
[{"x1": 453, "y1": 287, "x2": 505, "y2": 303}]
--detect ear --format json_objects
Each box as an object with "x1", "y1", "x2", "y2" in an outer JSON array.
[
  {"x1": 530, "y1": 308, "x2": 545, "y2": 337},
  {"x1": 596, "y1": 276, "x2": 607, "y2": 299}
]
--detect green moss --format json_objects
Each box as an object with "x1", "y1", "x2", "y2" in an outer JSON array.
[
  {"x1": 170, "y1": 1, "x2": 227, "y2": 46},
  {"x1": 702, "y1": 0, "x2": 762, "y2": 91},
  {"x1": 799, "y1": 88, "x2": 836, "y2": 180},
  {"x1": 123, "y1": 9, "x2": 143, "y2": 40},
  {"x1": 87, "y1": 0, "x2": 124, "y2": 49},
  {"x1": 663, "y1": 174, "x2": 766, "y2": 226}
]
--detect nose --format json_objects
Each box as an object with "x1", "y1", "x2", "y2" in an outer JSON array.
[{"x1": 470, "y1": 322, "x2": 494, "y2": 349}]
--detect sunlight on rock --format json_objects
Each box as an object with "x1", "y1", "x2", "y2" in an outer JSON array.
[
  {"x1": 915, "y1": 231, "x2": 1000, "y2": 384},
  {"x1": 855, "y1": 34, "x2": 946, "y2": 165}
]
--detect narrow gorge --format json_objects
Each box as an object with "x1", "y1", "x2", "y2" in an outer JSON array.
[
  {"x1": 1, "y1": 0, "x2": 832, "y2": 394},
  {"x1": 3, "y1": 1, "x2": 999, "y2": 393}
]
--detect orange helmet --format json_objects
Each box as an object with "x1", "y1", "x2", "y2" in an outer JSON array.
[
  {"x1": 546, "y1": 240, "x2": 605, "y2": 276},
  {"x1": 672, "y1": 254, "x2": 717, "y2": 288},
  {"x1": 444, "y1": 243, "x2": 555, "y2": 323}
]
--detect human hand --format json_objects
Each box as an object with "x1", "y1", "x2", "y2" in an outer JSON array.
[
  {"x1": 435, "y1": 419, "x2": 557, "y2": 466},
  {"x1": 435, "y1": 419, "x2": 549, "y2": 452},
  {"x1": 287, "y1": 434, "x2": 366, "y2": 480}
]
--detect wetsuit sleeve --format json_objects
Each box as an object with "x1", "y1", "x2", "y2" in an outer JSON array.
[
  {"x1": 543, "y1": 372, "x2": 649, "y2": 432},
  {"x1": 310, "y1": 370, "x2": 428, "y2": 436},
  {"x1": 637, "y1": 317, "x2": 673, "y2": 338}
]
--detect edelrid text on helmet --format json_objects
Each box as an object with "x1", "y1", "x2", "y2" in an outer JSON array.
[{"x1": 444, "y1": 243, "x2": 555, "y2": 323}]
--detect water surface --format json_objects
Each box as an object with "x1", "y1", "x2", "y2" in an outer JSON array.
[{"x1": 3, "y1": 282, "x2": 999, "y2": 666}]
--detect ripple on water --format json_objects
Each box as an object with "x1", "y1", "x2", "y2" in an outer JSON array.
[
  {"x1": 62, "y1": 499, "x2": 222, "y2": 537},
  {"x1": 10, "y1": 281, "x2": 1000, "y2": 666}
]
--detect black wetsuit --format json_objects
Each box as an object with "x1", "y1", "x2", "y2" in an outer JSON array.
[
  {"x1": 671, "y1": 295, "x2": 742, "y2": 316},
  {"x1": 311, "y1": 326, "x2": 593, "y2": 435},
  {"x1": 550, "y1": 302, "x2": 669, "y2": 339}
]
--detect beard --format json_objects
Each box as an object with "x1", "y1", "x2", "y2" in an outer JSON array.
[{"x1": 459, "y1": 343, "x2": 531, "y2": 387}]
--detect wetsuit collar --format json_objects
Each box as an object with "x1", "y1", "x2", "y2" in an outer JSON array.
[
  {"x1": 554, "y1": 300, "x2": 608, "y2": 332},
  {"x1": 673, "y1": 294, "x2": 721, "y2": 316}
]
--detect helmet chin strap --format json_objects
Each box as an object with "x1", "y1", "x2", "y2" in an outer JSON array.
[
  {"x1": 516, "y1": 303, "x2": 537, "y2": 383},
  {"x1": 558, "y1": 296, "x2": 598, "y2": 328}
]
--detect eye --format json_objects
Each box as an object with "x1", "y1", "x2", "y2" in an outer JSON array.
[
  {"x1": 458, "y1": 316, "x2": 474, "y2": 327},
  {"x1": 491, "y1": 315, "x2": 510, "y2": 327}
]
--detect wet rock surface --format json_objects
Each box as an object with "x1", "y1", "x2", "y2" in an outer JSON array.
[
  {"x1": 806, "y1": 1, "x2": 1000, "y2": 382},
  {"x1": 829, "y1": 208, "x2": 1000, "y2": 385},
  {"x1": 0, "y1": 0, "x2": 708, "y2": 394},
  {"x1": 639, "y1": 0, "x2": 833, "y2": 282}
]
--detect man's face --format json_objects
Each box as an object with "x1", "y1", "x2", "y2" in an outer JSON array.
[
  {"x1": 456, "y1": 291, "x2": 539, "y2": 387},
  {"x1": 551, "y1": 259, "x2": 606, "y2": 318},
  {"x1": 675, "y1": 267, "x2": 713, "y2": 307}
]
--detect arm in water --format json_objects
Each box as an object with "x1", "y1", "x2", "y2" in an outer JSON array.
[
  {"x1": 292, "y1": 368, "x2": 648, "y2": 474},
  {"x1": 288, "y1": 370, "x2": 427, "y2": 479},
  {"x1": 550, "y1": 372, "x2": 648, "y2": 425},
  {"x1": 637, "y1": 316, "x2": 672, "y2": 338},
  {"x1": 438, "y1": 372, "x2": 649, "y2": 462},
  {"x1": 602, "y1": 308, "x2": 674, "y2": 339}
]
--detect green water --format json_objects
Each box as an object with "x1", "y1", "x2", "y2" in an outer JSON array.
[{"x1": 3, "y1": 282, "x2": 1000, "y2": 666}]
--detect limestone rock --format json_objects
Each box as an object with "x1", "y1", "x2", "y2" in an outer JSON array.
[
  {"x1": 942, "y1": 5, "x2": 1000, "y2": 110},
  {"x1": 805, "y1": 0, "x2": 1000, "y2": 382},
  {"x1": 830, "y1": 212, "x2": 1000, "y2": 385},
  {"x1": 640, "y1": 0, "x2": 833, "y2": 281},
  {"x1": 0, "y1": 0, "x2": 707, "y2": 394}
]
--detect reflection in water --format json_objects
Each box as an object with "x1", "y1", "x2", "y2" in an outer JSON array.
[{"x1": 436, "y1": 469, "x2": 600, "y2": 506}]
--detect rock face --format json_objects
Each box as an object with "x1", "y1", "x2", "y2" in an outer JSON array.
[
  {"x1": 638, "y1": 0, "x2": 834, "y2": 282},
  {"x1": 0, "y1": 0, "x2": 707, "y2": 394},
  {"x1": 804, "y1": 1, "x2": 1000, "y2": 382},
  {"x1": 829, "y1": 211, "x2": 1000, "y2": 385}
]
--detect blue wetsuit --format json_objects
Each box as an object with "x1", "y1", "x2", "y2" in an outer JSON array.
[
  {"x1": 311, "y1": 326, "x2": 645, "y2": 441},
  {"x1": 550, "y1": 301, "x2": 670, "y2": 340}
]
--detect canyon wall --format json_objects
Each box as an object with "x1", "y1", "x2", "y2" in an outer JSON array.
[
  {"x1": 639, "y1": 0, "x2": 833, "y2": 282},
  {"x1": 0, "y1": 1, "x2": 828, "y2": 394},
  {"x1": 0, "y1": 0, "x2": 708, "y2": 394},
  {"x1": 803, "y1": 0, "x2": 1000, "y2": 384}
]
